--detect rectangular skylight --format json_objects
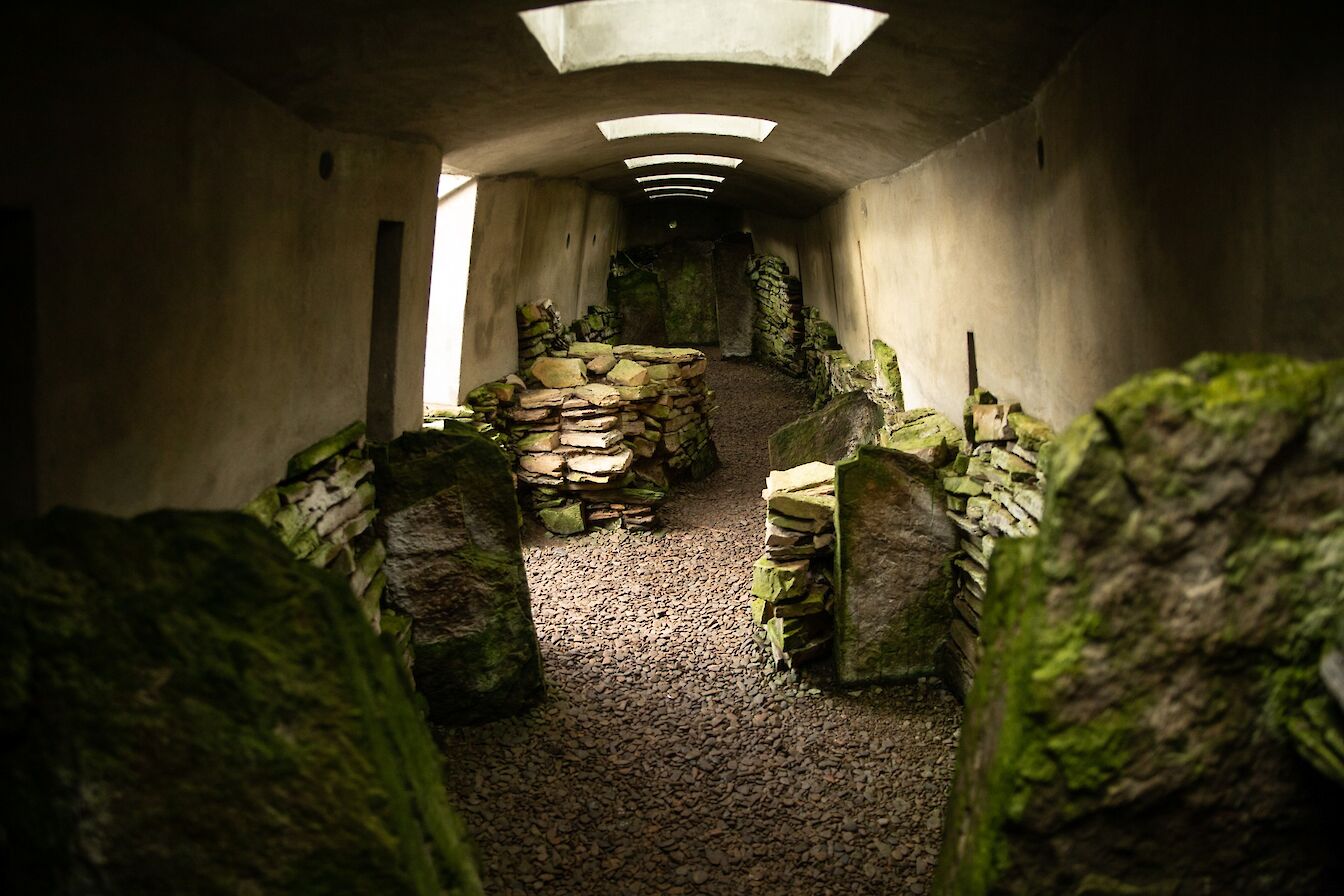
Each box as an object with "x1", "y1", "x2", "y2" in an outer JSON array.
[
  {"x1": 644, "y1": 185, "x2": 715, "y2": 193},
  {"x1": 649, "y1": 193, "x2": 710, "y2": 200},
  {"x1": 520, "y1": 0, "x2": 888, "y2": 76},
  {"x1": 636, "y1": 173, "x2": 725, "y2": 184},
  {"x1": 598, "y1": 114, "x2": 776, "y2": 142},
  {"x1": 624, "y1": 153, "x2": 742, "y2": 169}
]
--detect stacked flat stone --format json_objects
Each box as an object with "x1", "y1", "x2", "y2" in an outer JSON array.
[
  {"x1": 568, "y1": 303, "x2": 621, "y2": 344},
  {"x1": 751, "y1": 461, "x2": 837, "y2": 669},
  {"x1": 940, "y1": 389, "x2": 1054, "y2": 698},
  {"x1": 243, "y1": 421, "x2": 390, "y2": 635},
  {"x1": 517, "y1": 300, "x2": 567, "y2": 378},
  {"x1": 467, "y1": 343, "x2": 718, "y2": 536},
  {"x1": 749, "y1": 255, "x2": 804, "y2": 374},
  {"x1": 800, "y1": 307, "x2": 840, "y2": 404}
]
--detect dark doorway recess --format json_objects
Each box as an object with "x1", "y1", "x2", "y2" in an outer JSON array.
[
  {"x1": 367, "y1": 220, "x2": 404, "y2": 442},
  {"x1": 2, "y1": 208, "x2": 38, "y2": 519}
]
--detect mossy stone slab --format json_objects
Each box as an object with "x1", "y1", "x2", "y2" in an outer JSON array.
[
  {"x1": 833, "y1": 446, "x2": 956, "y2": 685},
  {"x1": 372, "y1": 424, "x2": 544, "y2": 724},
  {"x1": 0, "y1": 509, "x2": 482, "y2": 895},
  {"x1": 936, "y1": 353, "x2": 1344, "y2": 896},
  {"x1": 769, "y1": 390, "x2": 882, "y2": 470}
]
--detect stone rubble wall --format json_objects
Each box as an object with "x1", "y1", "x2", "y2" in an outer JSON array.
[
  {"x1": 517, "y1": 299, "x2": 622, "y2": 378},
  {"x1": 748, "y1": 255, "x2": 804, "y2": 375},
  {"x1": 751, "y1": 461, "x2": 837, "y2": 669},
  {"x1": 939, "y1": 390, "x2": 1055, "y2": 698},
  {"x1": 243, "y1": 421, "x2": 404, "y2": 656}
]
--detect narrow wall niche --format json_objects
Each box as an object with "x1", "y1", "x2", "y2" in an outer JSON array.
[
  {"x1": 367, "y1": 220, "x2": 405, "y2": 441},
  {"x1": 1, "y1": 207, "x2": 37, "y2": 519},
  {"x1": 967, "y1": 330, "x2": 979, "y2": 392}
]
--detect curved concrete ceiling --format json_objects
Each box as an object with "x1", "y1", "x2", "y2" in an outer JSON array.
[{"x1": 147, "y1": 1, "x2": 1106, "y2": 217}]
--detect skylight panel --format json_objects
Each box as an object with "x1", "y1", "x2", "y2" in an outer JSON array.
[
  {"x1": 598, "y1": 114, "x2": 776, "y2": 142},
  {"x1": 649, "y1": 192, "x2": 710, "y2": 200},
  {"x1": 624, "y1": 154, "x2": 742, "y2": 169},
  {"x1": 520, "y1": 0, "x2": 888, "y2": 76},
  {"x1": 644, "y1": 185, "x2": 715, "y2": 194},
  {"x1": 636, "y1": 173, "x2": 725, "y2": 184}
]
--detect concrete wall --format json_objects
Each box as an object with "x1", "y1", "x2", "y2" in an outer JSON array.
[
  {"x1": 2, "y1": 13, "x2": 441, "y2": 515},
  {"x1": 801, "y1": 5, "x2": 1344, "y2": 428},
  {"x1": 457, "y1": 176, "x2": 623, "y2": 396},
  {"x1": 743, "y1": 211, "x2": 802, "y2": 275},
  {"x1": 423, "y1": 177, "x2": 480, "y2": 407}
]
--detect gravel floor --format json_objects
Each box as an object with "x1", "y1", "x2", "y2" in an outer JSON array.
[{"x1": 436, "y1": 352, "x2": 962, "y2": 895}]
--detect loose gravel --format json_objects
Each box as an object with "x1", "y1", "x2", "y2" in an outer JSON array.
[{"x1": 436, "y1": 352, "x2": 962, "y2": 895}]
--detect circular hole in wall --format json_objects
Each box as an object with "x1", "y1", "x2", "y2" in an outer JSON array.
[
  {"x1": 1036, "y1": 137, "x2": 1045, "y2": 170},
  {"x1": 318, "y1": 150, "x2": 334, "y2": 180}
]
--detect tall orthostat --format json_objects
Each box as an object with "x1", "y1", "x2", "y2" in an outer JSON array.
[
  {"x1": 937, "y1": 354, "x2": 1344, "y2": 895},
  {"x1": 833, "y1": 445, "x2": 957, "y2": 684},
  {"x1": 373, "y1": 424, "x2": 545, "y2": 724}
]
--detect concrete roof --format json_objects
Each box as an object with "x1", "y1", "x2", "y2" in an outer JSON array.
[{"x1": 147, "y1": 1, "x2": 1105, "y2": 217}]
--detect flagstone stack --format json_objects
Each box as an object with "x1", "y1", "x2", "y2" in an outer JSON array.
[
  {"x1": 751, "y1": 461, "x2": 837, "y2": 669},
  {"x1": 749, "y1": 255, "x2": 804, "y2": 375},
  {"x1": 800, "y1": 307, "x2": 841, "y2": 404},
  {"x1": 243, "y1": 421, "x2": 389, "y2": 634},
  {"x1": 456, "y1": 343, "x2": 718, "y2": 536},
  {"x1": 517, "y1": 300, "x2": 568, "y2": 379},
  {"x1": 568, "y1": 303, "x2": 621, "y2": 344},
  {"x1": 939, "y1": 389, "x2": 1054, "y2": 698}
]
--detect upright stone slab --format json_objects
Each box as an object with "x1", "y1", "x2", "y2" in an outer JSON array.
[
  {"x1": 833, "y1": 446, "x2": 957, "y2": 683},
  {"x1": 607, "y1": 266, "x2": 667, "y2": 346},
  {"x1": 0, "y1": 509, "x2": 482, "y2": 895},
  {"x1": 769, "y1": 390, "x2": 882, "y2": 469},
  {"x1": 937, "y1": 354, "x2": 1344, "y2": 896},
  {"x1": 373, "y1": 424, "x2": 544, "y2": 724},
  {"x1": 713, "y1": 233, "x2": 755, "y2": 357},
  {"x1": 656, "y1": 240, "x2": 719, "y2": 345}
]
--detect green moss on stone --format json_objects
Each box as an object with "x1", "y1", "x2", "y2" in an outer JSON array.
[
  {"x1": 286, "y1": 420, "x2": 366, "y2": 479},
  {"x1": 0, "y1": 509, "x2": 482, "y2": 895}
]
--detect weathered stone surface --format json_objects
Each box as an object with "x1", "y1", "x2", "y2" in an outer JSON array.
[
  {"x1": 539, "y1": 502, "x2": 585, "y2": 536},
  {"x1": 713, "y1": 234, "x2": 755, "y2": 358},
  {"x1": 768, "y1": 390, "x2": 883, "y2": 470},
  {"x1": 751, "y1": 557, "x2": 810, "y2": 603},
  {"x1": 766, "y1": 491, "x2": 836, "y2": 521},
  {"x1": 607, "y1": 359, "x2": 650, "y2": 386},
  {"x1": 871, "y1": 338, "x2": 904, "y2": 408},
  {"x1": 0, "y1": 509, "x2": 482, "y2": 895},
  {"x1": 573, "y1": 383, "x2": 621, "y2": 407},
  {"x1": 606, "y1": 268, "x2": 666, "y2": 346},
  {"x1": 937, "y1": 354, "x2": 1344, "y2": 895},
  {"x1": 285, "y1": 419, "x2": 366, "y2": 478},
  {"x1": 530, "y1": 356, "x2": 588, "y2": 388},
  {"x1": 883, "y1": 408, "x2": 962, "y2": 467},
  {"x1": 765, "y1": 460, "x2": 835, "y2": 496},
  {"x1": 567, "y1": 447, "x2": 633, "y2": 476},
  {"x1": 834, "y1": 446, "x2": 956, "y2": 684},
  {"x1": 655, "y1": 240, "x2": 719, "y2": 345},
  {"x1": 373, "y1": 424, "x2": 544, "y2": 724}
]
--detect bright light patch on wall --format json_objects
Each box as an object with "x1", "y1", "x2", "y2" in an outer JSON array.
[
  {"x1": 625, "y1": 153, "x2": 742, "y2": 169},
  {"x1": 644, "y1": 185, "x2": 714, "y2": 194},
  {"x1": 649, "y1": 193, "x2": 709, "y2": 200},
  {"x1": 520, "y1": 0, "x2": 887, "y2": 76},
  {"x1": 636, "y1": 173, "x2": 725, "y2": 184},
  {"x1": 598, "y1": 114, "x2": 776, "y2": 142}
]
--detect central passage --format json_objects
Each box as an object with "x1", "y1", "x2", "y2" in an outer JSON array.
[{"x1": 436, "y1": 352, "x2": 961, "y2": 895}]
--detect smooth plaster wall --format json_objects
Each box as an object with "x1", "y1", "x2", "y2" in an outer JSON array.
[
  {"x1": 457, "y1": 176, "x2": 623, "y2": 397},
  {"x1": 743, "y1": 211, "x2": 802, "y2": 275},
  {"x1": 2, "y1": 13, "x2": 440, "y2": 515},
  {"x1": 423, "y1": 177, "x2": 480, "y2": 407},
  {"x1": 801, "y1": 5, "x2": 1344, "y2": 429}
]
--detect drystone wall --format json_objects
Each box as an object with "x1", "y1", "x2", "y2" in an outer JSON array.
[
  {"x1": 936, "y1": 354, "x2": 1344, "y2": 896},
  {"x1": 751, "y1": 461, "x2": 837, "y2": 669},
  {"x1": 749, "y1": 254, "x2": 804, "y2": 374},
  {"x1": 517, "y1": 298, "x2": 621, "y2": 375},
  {"x1": 243, "y1": 421, "x2": 402, "y2": 653},
  {"x1": 940, "y1": 390, "x2": 1055, "y2": 698}
]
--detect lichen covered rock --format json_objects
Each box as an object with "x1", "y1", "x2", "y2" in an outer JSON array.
[
  {"x1": 0, "y1": 509, "x2": 482, "y2": 895},
  {"x1": 833, "y1": 446, "x2": 957, "y2": 684},
  {"x1": 937, "y1": 354, "x2": 1344, "y2": 895},
  {"x1": 768, "y1": 390, "x2": 882, "y2": 470},
  {"x1": 373, "y1": 425, "x2": 544, "y2": 724}
]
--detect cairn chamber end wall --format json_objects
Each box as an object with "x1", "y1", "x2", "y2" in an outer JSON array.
[
  {"x1": 1, "y1": 12, "x2": 441, "y2": 516},
  {"x1": 800, "y1": 4, "x2": 1344, "y2": 429},
  {"x1": 457, "y1": 177, "x2": 624, "y2": 400}
]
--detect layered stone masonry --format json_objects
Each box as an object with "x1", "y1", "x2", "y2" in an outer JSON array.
[
  {"x1": 752, "y1": 461, "x2": 837, "y2": 669},
  {"x1": 748, "y1": 255, "x2": 804, "y2": 375},
  {"x1": 940, "y1": 389, "x2": 1054, "y2": 699},
  {"x1": 243, "y1": 421, "x2": 405, "y2": 658},
  {"x1": 516, "y1": 299, "x2": 622, "y2": 379}
]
